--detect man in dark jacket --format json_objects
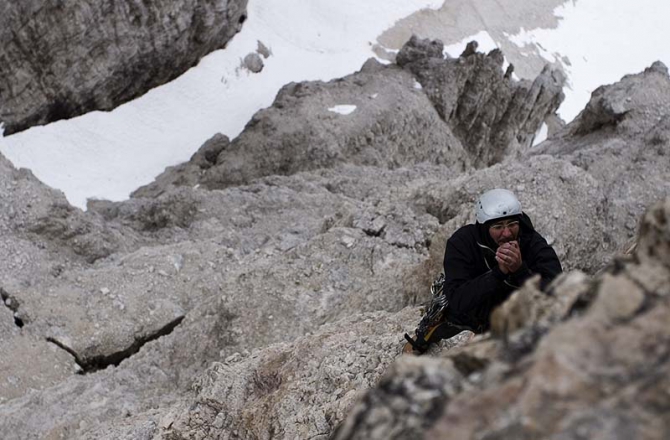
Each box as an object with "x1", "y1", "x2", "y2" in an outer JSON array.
[{"x1": 441, "y1": 188, "x2": 562, "y2": 333}]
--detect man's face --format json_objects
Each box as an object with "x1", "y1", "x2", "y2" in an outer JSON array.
[{"x1": 488, "y1": 219, "x2": 520, "y2": 246}]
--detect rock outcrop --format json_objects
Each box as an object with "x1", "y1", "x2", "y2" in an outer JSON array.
[
  {"x1": 335, "y1": 199, "x2": 670, "y2": 439},
  {"x1": 134, "y1": 57, "x2": 472, "y2": 197},
  {"x1": 532, "y1": 60, "x2": 670, "y2": 258},
  {"x1": 397, "y1": 36, "x2": 566, "y2": 167},
  {"x1": 0, "y1": 0, "x2": 248, "y2": 135},
  {"x1": 134, "y1": 38, "x2": 565, "y2": 197},
  {"x1": 1, "y1": 39, "x2": 669, "y2": 440}
]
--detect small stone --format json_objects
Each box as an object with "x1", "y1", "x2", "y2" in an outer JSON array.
[
  {"x1": 100, "y1": 287, "x2": 110, "y2": 295},
  {"x1": 257, "y1": 40, "x2": 272, "y2": 58},
  {"x1": 243, "y1": 53, "x2": 264, "y2": 73},
  {"x1": 341, "y1": 235, "x2": 356, "y2": 248}
]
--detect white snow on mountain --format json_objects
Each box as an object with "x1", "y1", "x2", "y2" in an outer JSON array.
[
  {"x1": 0, "y1": 0, "x2": 668, "y2": 209},
  {"x1": 507, "y1": 0, "x2": 670, "y2": 121},
  {"x1": 328, "y1": 105, "x2": 357, "y2": 116}
]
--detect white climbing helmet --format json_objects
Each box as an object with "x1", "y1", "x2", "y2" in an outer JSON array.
[{"x1": 475, "y1": 189, "x2": 522, "y2": 223}]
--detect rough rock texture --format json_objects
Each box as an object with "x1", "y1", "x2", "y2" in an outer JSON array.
[
  {"x1": 0, "y1": 303, "x2": 76, "y2": 404},
  {"x1": 136, "y1": 39, "x2": 564, "y2": 197},
  {"x1": 130, "y1": 133, "x2": 230, "y2": 199},
  {"x1": 0, "y1": 0, "x2": 248, "y2": 135},
  {"x1": 1, "y1": 43, "x2": 670, "y2": 440},
  {"x1": 532, "y1": 61, "x2": 670, "y2": 256},
  {"x1": 165, "y1": 309, "x2": 422, "y2": 440},
  {"x1": 243, "y1": 52, "x2": 264, "y2": 73},
  {"x1": 334, "y1": 198, "x2": 670, "y2": 439},
  {"x1": 136, "y1": 57, "x2": 471, "y2": 196},
  {"x1": 397, "y1": 36, "x2": 566, "y2": 167}
]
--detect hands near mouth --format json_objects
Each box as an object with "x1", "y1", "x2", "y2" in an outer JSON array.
[{"x1": 496, "y1": 241, "x2": 522, "y2": 274}]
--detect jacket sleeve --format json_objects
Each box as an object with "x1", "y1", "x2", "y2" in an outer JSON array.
[
  {"x1": 510, "y1": 233, "x2": 562, "y2": 290},
  {"x1": 443, "y1": 234, "x2": 510, "y2": 315}
]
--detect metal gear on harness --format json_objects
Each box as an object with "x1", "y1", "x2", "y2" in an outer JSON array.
[{"x1": 403, "y1": 273, "x2": 475, "y2": 354}]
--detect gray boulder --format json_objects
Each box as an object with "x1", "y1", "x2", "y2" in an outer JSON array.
[
  {"x1": 136, "y1": 41, "x2": 566, "y2": 197},
  {"x1": 0, "y1": 0, "x2": 248, "y2": 134}
]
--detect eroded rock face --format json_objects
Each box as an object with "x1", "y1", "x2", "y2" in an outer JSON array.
[
  {"x1": 135, "y1": 41, "x2": 565, "y2": 198},
  {"x1": 397, "y1": 35, "x2": 565, "y2": 167},
  {"x1": 1, "y1": 47, "x2": 670, "y2": 440},
  {"x1": 335, "y1": 199, "x2": 670, "y2": 440},
  {"x1": 165, "y1": 309, "x2": 420, "y2": 440},
  {"x1": 0, "y1": 0, "x2": 248, "y2": 135},
  {"x1": 532, "y1": 61, "x2": 670, "y2": 254},
  {"x1": 136, "y1": 58, "x2": 471, "y2": 195}
]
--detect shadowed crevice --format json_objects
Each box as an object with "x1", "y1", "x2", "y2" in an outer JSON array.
[
  {"x1": 0, "y1": 287, "x2": 24, "y2": 328},
  {"x1": 46, "y1": 315, "x2": 185, "y2": 374}
]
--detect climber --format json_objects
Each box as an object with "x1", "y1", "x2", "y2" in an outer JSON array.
[{"x1": 404, "y1": 188, "x2": 562, "y2": 353}]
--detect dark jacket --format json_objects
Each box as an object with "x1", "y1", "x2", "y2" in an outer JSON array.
[{"x1": 442, "y1": 213, "x2": 562, "y2": 332}]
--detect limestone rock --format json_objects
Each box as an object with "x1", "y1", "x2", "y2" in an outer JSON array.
[
  {"x1": 638, "y1": 198, "x2": 670, "y2": 269},
  {"x1": 533, "y1": 62, "x2": 670, "y2": 251},
  {"x1": 335, "y1": 197, "x2": 670, "y2": 440},
  {"x1": 331, "y1": 355, "x2": 465, "y2": 440},
  {"x1": 2, "y1": 45, "x2": 670, "y2": 440},
  {"x1": 243, "y1": 52, "x2": 264, "y2": 73},
  {"x1": 198, "y1": 59, "x2": 470, "y2": 189},
  {"x1": 572, "y1": 61, "x2": 670, "y2": 136},
  {"x1": 395, "y1": 35, "x2": 445, "y2": 66},
  {"x1": 0, "y1": 0, "x2": 249, "y2": 134},
  {"x1": 398, "y1": 36, "x2": 566, "y2": 167}
]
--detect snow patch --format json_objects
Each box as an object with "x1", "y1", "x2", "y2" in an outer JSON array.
[
  {"x1": 328, "y1": 105, "x2": 357, "y2": 115},
  {"x1": 2, "y1": 0, "x2": 669, "y2": 208},
  {"x1": 0, "y1": 0, "x2": 443, "y2": 209},
  {"x1": 533, "y1": 123, "x2": 549, "y2": 146},
  {"x1": 507, "y1": 0, "x2": 670, "y2": 123}
]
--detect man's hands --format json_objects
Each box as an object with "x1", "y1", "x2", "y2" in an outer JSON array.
[{"x1": 496, "y1": 241, "x2": 522, "y2": 274}]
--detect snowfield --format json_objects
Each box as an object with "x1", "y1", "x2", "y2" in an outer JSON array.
[{"x1": 1, "y1": 0, "x2": 668, "y2": 209}]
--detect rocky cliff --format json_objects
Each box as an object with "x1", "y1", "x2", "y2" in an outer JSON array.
[
  {"x1": 0, "y1": 0, "x2": 248, "y2": 135},
  {"x1": 0, "y1": 37, "x2": 669, "y2": 440}
]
